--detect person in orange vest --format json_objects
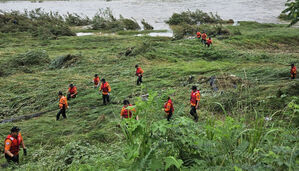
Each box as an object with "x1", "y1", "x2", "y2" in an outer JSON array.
[
  {"x1": 290, "y1": 64, "x2": 297, "y2": 79},
  {"x1": 196, "y1": 31, "x2": 201, "y2": 40},
  {"x1": 135, "y1": 64, "x2": 144, "y2": 85},
  {"x1": 164, "y1": 97, "x2": 174, "y2": 121},
  {"x1": 99, "y1": 79, "x2": 111, "y2": 105},
  {"x1": 4, "y1": 126, "x2": 27, "y2": 163},
  {"x1": 190, "y1": 86, "x2": 200, "y2": 122},
  {"x1": 67, "y1": 84, "x2": 77, "y2": 100},
  {"x1": 93, "y1": 74, "x2": 100, "y2": 88},
  {"x1": 57, "y1": 91, "x2": 68, "y2": 120},
  {"x1": 201, "y1": 32, "x2": 207, "y2": 44},
  {"x1": 120, "y1": 100, "x2": 138, "y2": 119},
  {"x1": 205, "y1": 37, "x2": 212, "y2": 47}
]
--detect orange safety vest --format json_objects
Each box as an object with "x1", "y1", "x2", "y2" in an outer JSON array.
[
  {"x1": 59, "y1": 96, "x2": 68, "y2": 109},
  {"x1": 206, "y1": 39, "x2": 212, "y2": 45},
  {"x1": 68, "y1": 86, "x2": 77, "y2": 94},
  {"x1": 121, "y1": 104, "x2": 133, "y2": 118},
  {"x1": 164, "y1": 99, "x2": 174, "y2": 114},
  {"x1": 100, "y1": 82, "x2": 110, "y2": 95},
  {"x1": 190, "y1": 90, "x2": 200, "y2": 106},
  {"x1": 94, "y1": 77, "x2": 100, "y2": 85},
  {"x1": 291, "y1": 66, "x2": 297, "y2": 74},
  {"x1": 136, "y1": 67, "x2": 144, "y2": 76},
  {"x1": 196, "y1": 32, "x2": 201, "y2": 38},
  {"x1": 5, "y1": 134, "x2": 21, "y2": 155},
  {"x1": 202, "y1": 33, "x2": 207, "y2": 40}
]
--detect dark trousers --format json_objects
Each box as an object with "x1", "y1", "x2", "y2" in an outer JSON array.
[
  {"x1": 291, "y1": 74, "x2": 296, "y2": 79},
  {"x1": 201, "y1": 39, "x2": 206, "y2": 44},
  {"x1": 56, "y1": 108, "x2": 66, "y2": 120},
  {"x1": 167, "y1": 111, "x2": 173, "y2": 121},
  {"x1": 205, "y1": 43, "x2": 211, "y2": 47},
  {"x1": 67, "y1": 93, "x2": 76, "y2": 100},
  {"x1": 103, "y1": 94, "x2": 110, "y2": 105},
  {"x1": 137, "y1": 76, "x2": 143, "y2": 85},
  {"x1": 5, "y1": 154, "x2": 19, "y2": 163},
  {"x1": 190, "y1": 106, "x2": 198, "y2": 122}
]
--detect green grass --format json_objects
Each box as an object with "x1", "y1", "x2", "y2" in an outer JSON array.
[{"x1": 0, "y1": 21, "x2": 298, "y2": 170}]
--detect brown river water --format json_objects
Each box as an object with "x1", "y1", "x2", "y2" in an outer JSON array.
[{"x1": 0, "y1": 0, "x2": 286, "y2": 30}]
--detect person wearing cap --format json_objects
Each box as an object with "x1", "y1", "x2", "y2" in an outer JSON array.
[
  {"x1": 67, "y1": 84, "x2": 77, "y2": 100},
  {"x1": 4, "y1": 126, "x2": 27, "y2": 163},
  {"x1": 99, "y1": 79, "x2": 111, "y2": 105},
  {"x1": 135, "y1": 64, "x2": 144, "y2": 85},
  {"x1": 93, "y1": 74, "x2": 100, "y2": 88},
  {"x1": 290, "y1": 64, "x2": 297, "y2": 79},
  {"x1": 190, "y1": 86, "x2": 200, "y2": 122},
  {"x1": 57, "y1": 91, "x2": 68, "y2": 120}
]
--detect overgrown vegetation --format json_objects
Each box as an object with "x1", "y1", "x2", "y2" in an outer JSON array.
[
  {"x1": 0, "y1": 9, "x2": 75, "y2": 39},
  {"x1": 166, "y1": 9, "x2": 223, "y2": 25},
  {"x1": 91, "y1": 8, "x2": 141, "y2": 31},
  {"x1": 0, "y1": 10, "x2": 298, "y2": 170},
  {"x1": 282, "y1": 0, "x2": 299, "y2": 26}
]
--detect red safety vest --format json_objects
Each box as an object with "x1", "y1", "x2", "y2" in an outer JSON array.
[
  {"x1": 5, "y1": 134, "x2": 21, "y2": 155},
  {"x1": 122, "y1": 104, "x2": 133, "y2": 118}
]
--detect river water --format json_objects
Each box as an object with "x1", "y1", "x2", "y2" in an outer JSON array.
[{"x1": 0, "y1": 0, "x2": 286, "y2": 30}]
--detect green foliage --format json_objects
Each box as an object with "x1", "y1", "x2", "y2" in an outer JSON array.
[
  {"x1": 141, "y1": 19, "x2": 154, "y2": 30},
  {"x1": 0, "y1": 9, "x2": 75, "y2": 39},
  {"x1": 65, "y1": 13, "x2": 91, "y2": 26},
  {"x1": 10, "y1": 50, "x2": 50, "y2": 67},
  {"x1": 166, "y1": 9, "x2": 223, "y2": 25},
  {"x1": 171, "y1": 23, "x2": 230, "y2": 39},
  {"x1": 0, "y1": 16, "x2": 298, "y2": 170},
  {"x1": 49, "y1": 54, "x2": 82, "y2": 69},
  {"x1": 282, "y1": 0, "x2": 299, "y2": 26},
  {"x1": 91, "y1": 8, "x2": 140, "y2": 31}
]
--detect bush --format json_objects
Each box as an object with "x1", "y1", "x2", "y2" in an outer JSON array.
[
  {"x1": 10, "y1": 50, "x2": 50, "y2": 66},
  {"x1": 65, "y1": 13, "x2": 91, "y2": 26},
  {"x1": 166, "y1": 9, "x2": 223, "y2": 25},
  {"x1": 91, "y1": 8, "x2": 140, "y2": 31},
  {"x1": 172, "y1": 24, "x2": 230, "y2": 39},
  {"x1": 0, "y1": 9, "x2": 75, "y2": 39},
  {"x1": 141, "y1": 19, "x2": 154, "y2": 30},
  {"x1": 49, "y1": 54, "x2": 81, "y2": 69},
  {"x1": 120, "y1": 17, "x2": 140, "y2": 30}
]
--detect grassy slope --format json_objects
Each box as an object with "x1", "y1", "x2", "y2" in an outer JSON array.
[{"x1": 0, "y1": 22, "x2": 298, "y2": 170}]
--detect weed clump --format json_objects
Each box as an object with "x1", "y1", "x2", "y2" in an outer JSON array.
[
  {"x1": 50, "y1": 54, "x2": 81, "y2": 69},
  {"x1": 10, "y1": 50, "x2": 50, "y2": 67},
  {"x1": 166, "y1": 9, "x2": 223, "y2": 25},
  {"x1": 0, "y1": 9, "x2": 75, "y2": 39},
  {"x1": 171, "y1": 23, "x2": 230, "y2": 39},
  {"x1": 91, "y1": 8, "x2": 140, "y2": 31},
  {"x1": 141, "y1": 19, "x2": 154, "y2": 30},
  {"x1": 65, "y1": 13, "x2": 91, "y2": 26}
]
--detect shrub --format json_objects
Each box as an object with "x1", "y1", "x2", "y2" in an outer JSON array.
[
  {"x1": 166, "y1": 9, "x2": 223, "y2": 25},
  {"x1": 172, "y1": 24, "x2": 230, "y2": 39},
  {"x1": 120, "y1": 17, "x2": 140, "y2": 30},
  {"x1": 49, "y1": 54, "x2": 81, "y2": 69},
  {"x1": 10, "y1": 50, "x2": 50, "y2": 66},
  {"x1": 0, "y1": 9, "x2": 75, "y2": 39},
  {"x1": 141, "y1": 19, "x2": 154, "y2": 30},
  {"x1": 65, "y1": 13, "x2": 91, "y2": 26},
  {"x1": 91, "y1": 8, "x2": 140, "y2": 31}
]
